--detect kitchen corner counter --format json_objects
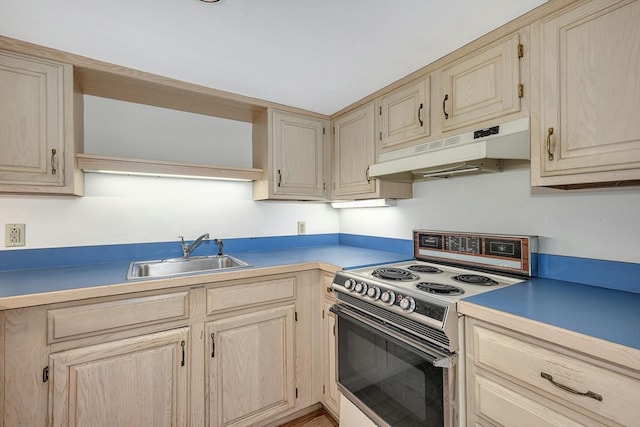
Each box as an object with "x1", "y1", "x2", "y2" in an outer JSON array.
[
  {"x1": 0, "y1": 245, "x2": 411, "y2": 309},
  {"x1": 459, "y1": 278, "x2": 640, "y2": 369}
]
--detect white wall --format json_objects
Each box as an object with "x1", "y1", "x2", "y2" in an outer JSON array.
[
  {"x1": 0, "y1": 173, "x2": 338, "y2": 248},
  {"x1": 83, "y1": 96, "x2": 253, "y2": 167},
  {"x1": 338, "y1": 163, "x2": 640, "y2": 263}
]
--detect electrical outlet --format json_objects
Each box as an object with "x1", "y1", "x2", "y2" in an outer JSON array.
[
  {"x1": 5, "y1": 224, "x2": 26, "y2": 247},
  {"x1": 297, "y1": 221, "x2": 306, "y2": 235}
]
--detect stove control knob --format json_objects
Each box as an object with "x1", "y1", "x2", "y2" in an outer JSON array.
[
  {"x1": 366, "y1": 286, "x2": 380, "y2": 300},
  {"x1": 344, "y1": 279, "x2": 356, "y2": 290},
  {"x1": 380, "y1": 290, "x2": 396, "y2": 305},
  {"x1": 354, "y1": 282, "x2": 368, "y2": 295},
  {"x1": 399, "y1": 296, "x2": 416, "y2": 313}
]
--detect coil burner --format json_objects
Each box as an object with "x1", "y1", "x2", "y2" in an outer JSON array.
[
  {"x1": 372, "y1": 267, "x2": 419, "y2": 281},
  {"x1": 416, "y1": 282, "x2": 465, "y2": 295},
  {"x1": 452, "y1": 274, "x2": 498, "y2": 286},
  {"x1": 408, "y1": 264, "x2": 443, "y2": 274}
]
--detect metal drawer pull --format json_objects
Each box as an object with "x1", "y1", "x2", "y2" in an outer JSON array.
[
  {"x1": 540, "y1": 372, "x2": 602, "y2": 401},
  {"x1": 546, "y1": 127, "x2": 554, "y2": 160}
]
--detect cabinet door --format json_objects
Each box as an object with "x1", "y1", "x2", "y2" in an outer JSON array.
[
  {"x1": 0, "y1": 51, "x2": 65, "y2": 186},
  {"x1": 207, "y1": 304, "x2": 296, "y2": 427},
  {"x1": 379, "y1": 76, "x2": 430, "y2": 151},
  {"x1": 439, "y1": 33, "x2": 521, "y2": 131},
  {"x1": 333, "y1": 103, "x2": 377, "y2": 197},
  {"x1": 531, "y1": 0, "x2": 640, "y2": 187},
  {"x1": 49, "y1": 327, "x2": 190, "y2": 427},
  {"x1": 272, "y1": 110, "x2": 326, "y2": 199},
  {"x1": 322, "y1": 299, "x2": 340, "y2": 417}
]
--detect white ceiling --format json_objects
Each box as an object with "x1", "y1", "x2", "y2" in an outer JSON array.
[{"x1": 0, "y1": 0, "x2": 547, "y2": 115}]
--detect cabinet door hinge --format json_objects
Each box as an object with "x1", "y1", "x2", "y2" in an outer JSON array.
[
  {"x1": 323, "y1": 127, "x2": 325, "y2": 135},
  {"x1": 295, "y1": 387, "x2": 299, "y2": 398},
  {"x1": 323, "y1": 384, "x2": 326, "y2": 394},
  {"x1": 42, "y1": 366, "x2": 49, "y2": 383},
  {"x1": 518, "y1": 84, "x2": 524, "y2": 98},
  {"x1": 333, "y1": 324, "x2": 336, "y2": 336},
  {"x1": 332, "y1": 126, "x2": 335, "y2": 135},
  {"x1": 518, "y1": 43, "x2": 524, "y2": 58},
  {"x1": 379, "y1": 131, "x2": 382, "y2": 141},
  {"x1": 379, "y1": 106, "x2": 382, "y2": 115},
  {"x1": 295, "y1": 311, "x2": 298, "y2": 322},
  {"x1": 322, "y1": 309, "x2": 325, "y2": 319},
  {"x1": 323, "y1": 182, "x2": 326, "y2": 191}
]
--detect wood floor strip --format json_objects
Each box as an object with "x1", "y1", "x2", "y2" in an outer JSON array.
[{"x1": 279, "y1": 408, "x2": 338, "y2": 427}]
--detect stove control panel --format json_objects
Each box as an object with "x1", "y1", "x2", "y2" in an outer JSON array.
[
  {"x1": 414, "y1": 230, "x2": 538, "y2": 277},
  {"x1": 331, "y1": 272, "x2": 447, "y2": 322}
]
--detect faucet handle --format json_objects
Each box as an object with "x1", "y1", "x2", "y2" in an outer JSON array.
[{"x1": 213, "y1": 238, "x2": 224, "y2": 256}]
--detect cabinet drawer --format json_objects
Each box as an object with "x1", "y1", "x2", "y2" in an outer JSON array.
[
  {"x1": 474, "y1": 375, "x2": 587, "y2": 427},
  {"x1": 207, "y1": 276, "x2": 296, "y2": 315},
  {"x1": 48, "y1": 292, "x2": 189, "y2": 342},
  {"x1": 473, "y1": 325, "x2": 640, "y2": 426}
]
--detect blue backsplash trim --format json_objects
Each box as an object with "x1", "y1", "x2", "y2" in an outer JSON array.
[
  {"x1": 338, "y1": 234, "x2": 414, "y2": 255},
  {"x1": 0, "y1": 234, "x2": 341, "y2": 271},
  {"x1": 538, "y1": 254, "x2": 640, "y2": 293}
]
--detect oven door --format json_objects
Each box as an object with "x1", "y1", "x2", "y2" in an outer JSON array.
[{"x1": 331, "y1": 303, "x2": 456, "y2": 427}]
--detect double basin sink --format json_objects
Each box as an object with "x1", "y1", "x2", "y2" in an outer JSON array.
[{"x1": 127, "y1": 255, "x2": 251, "y2": 279}]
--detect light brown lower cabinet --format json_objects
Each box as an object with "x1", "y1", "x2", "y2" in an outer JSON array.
[
  {"x1": 465, "y1": 317, "x2": 640, "y2": 426},
  {"x1": 320, "y1": 273, "x2": 340, "y2": 418},
  {"x1": 48, "y1": 327, "x2": 190, "y2": 427},
  {"x1": 0, "y1": 269, "x2": 320, "y2": 427},
  {"x1": 206, "y1": 305, "x2": 296, "y2": 427}
]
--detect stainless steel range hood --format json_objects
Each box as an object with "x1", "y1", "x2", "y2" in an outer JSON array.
[{"x1": 369, "y1": 118, "x2": 530, "y2": 181}]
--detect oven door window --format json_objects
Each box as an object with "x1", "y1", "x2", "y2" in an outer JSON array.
[{"x1": 337, "y1": 312, "x2": 445, "y2": 427}]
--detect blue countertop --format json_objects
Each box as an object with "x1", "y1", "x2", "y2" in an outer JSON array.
[
  {"x1": 463, "y1": 278, "x2": 640, "y2": 350},
  {"x1": 1, "y1": 244, "x2": 638, "y2": 351},
  {"x1": 0, "y1": 245, "x2": 412, "y2": 299}
]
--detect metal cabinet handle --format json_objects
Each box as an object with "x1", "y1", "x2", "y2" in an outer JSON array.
[
  {"x1": 50, "y1": 149, "x2": 57, "y2": 175},
  {"x1": 365, "y1": 166, "x2": 371, "y2": 182},
  {"x1": 180, "y1": 340, "x2": 185, "y2": 367},
  {"x1": 418, "y1": 103, "x2": 424, "y2": 127},
  {"x1": 277, "y1": 169, "x2": 282, "y2": 187},
  {"x1": 546, "y1": 128, "x2": 554, "y2": 160},
  {"x1": 211, "y1": 333, "x2": 215, "y2": 358},
  {"x1": 442, "y1": 94, "x2": 449, "y2": 119},
  {"x1": 540, "y1": 372, "x2": 602, "y2": 401}
]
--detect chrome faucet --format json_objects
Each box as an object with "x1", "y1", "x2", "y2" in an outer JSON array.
[{"x1": 179, "y1": 233, "x2": 209, "y2": 258}]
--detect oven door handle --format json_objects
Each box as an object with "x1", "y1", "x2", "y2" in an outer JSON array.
[{"x1": 330, "y1": 303, "x2": 456, "y2": 369}]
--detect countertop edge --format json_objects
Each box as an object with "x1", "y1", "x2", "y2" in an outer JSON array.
[
  {"x1": 458, "y1": 300, "x2": 640, "y2": 371},
  {"x1": 0, "y1": 261, "x2": 340, "y2": 310}
]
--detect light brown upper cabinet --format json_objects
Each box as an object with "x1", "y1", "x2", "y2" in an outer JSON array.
[
  {"x1": 332, "y1": 103, "x2": 411, "y2": 200},
  {"x1": 0, "y1": 50, "x2": 83, "y2": 195},
  {"x1": 378, "y1": 76, "x2": 431, "y2": 152},
  {"x1": 253, "y1": 109, "x2": 329, "y2": 200},
  {"x1": 439, "y1": 33, "x2": 522, "y2": 132},
  {"x1": 530, "y1": 0, "x2": 640, "y2": 188}
]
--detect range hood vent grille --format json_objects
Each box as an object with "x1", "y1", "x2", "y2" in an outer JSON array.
[{"x1": 369, "y1": 118, "x2": 530, "y2": 181}]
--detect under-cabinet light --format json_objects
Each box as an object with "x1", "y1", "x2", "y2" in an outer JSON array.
[
  {"x1": 82, "y1": 169, "x2": 253, "y2": 182},
  {"x1": 330, "y1": 199, "x2": 397, "y2": 209}
]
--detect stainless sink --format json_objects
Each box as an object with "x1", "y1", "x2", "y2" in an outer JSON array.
[{"x1": 127, "y1": 255, "x2": 251, "y2": 279}]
